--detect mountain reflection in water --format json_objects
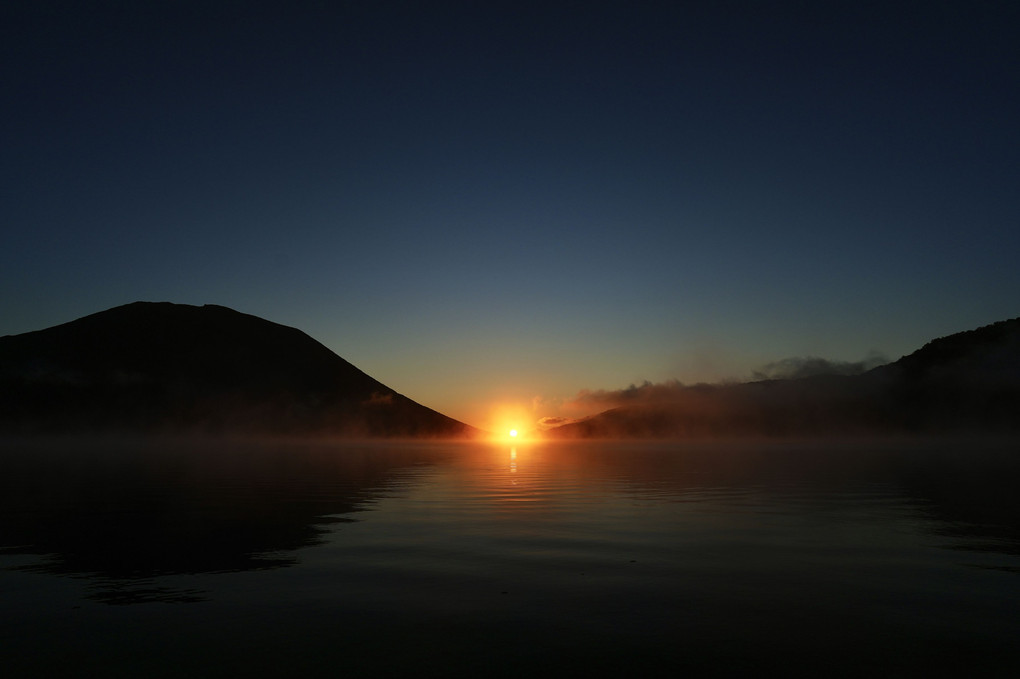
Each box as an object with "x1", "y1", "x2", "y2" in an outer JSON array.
[
  {"x1": 2, "y1": 439, "x2": 1020, "y2": 676},
  {"x1": 0, "y1": 440, "x2": 456, "y2": 603}
]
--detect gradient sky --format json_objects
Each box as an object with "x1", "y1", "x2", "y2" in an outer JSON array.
[{"x1": 3, "y1": 1, "x2": 1018, "y2": 431}]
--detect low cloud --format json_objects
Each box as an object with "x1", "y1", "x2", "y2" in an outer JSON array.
[
  {"x1": 563, "y1": 354, "x2": 888, "y2": 415},
  {"x1": 537, "y1": 416, "x2": 574, "y2": 430},
  {"x1": 567, "y1": 380, "x2": 691, "y2": 411},
  {"x1": 548, "y1": 353, "x2": 894, "y2": 437},
  {"x1": 751, "y1": 353, "x2": 887, "y2": 381}
]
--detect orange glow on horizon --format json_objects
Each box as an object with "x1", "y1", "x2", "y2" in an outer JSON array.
[
  {"x1": 481, "y1": 402, "x2": 535, "y2": 443},
  {"x1": 487, "y1": 425, "x2": 529, "y2": 444}
]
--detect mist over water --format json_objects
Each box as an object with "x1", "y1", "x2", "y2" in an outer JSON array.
[{"x1": 3, "y1": 439, "x2": 1020, "y2": 676}]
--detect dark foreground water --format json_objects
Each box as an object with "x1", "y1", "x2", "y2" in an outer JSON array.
[{"x1": 2, "y1": 439, "x2": 1020, "y2": 677}]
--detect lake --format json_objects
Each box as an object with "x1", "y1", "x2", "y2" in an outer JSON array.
[{"x1": 2, "y1": 438, "x2": 1020, "y2": 677}]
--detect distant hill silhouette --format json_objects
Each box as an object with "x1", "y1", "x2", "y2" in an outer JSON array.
[
  {"x1": 544, "y1": 318, "x2": 1020, "y2": 439},
  {"x1": 0, "y1": 302, "x2": 478, "y2": 437}
]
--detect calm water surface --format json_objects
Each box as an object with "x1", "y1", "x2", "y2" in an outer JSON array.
[{"x1": 2, "y1": 439, "x2": 1020, "y2": 677}]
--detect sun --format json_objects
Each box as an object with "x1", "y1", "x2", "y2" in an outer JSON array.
[{"x1": 508, "y1": 429, "x2": 518, "y2": 438}]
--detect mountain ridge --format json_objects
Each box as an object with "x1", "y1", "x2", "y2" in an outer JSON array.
[{"x1": 0, "y1": 302, "x2": 478, "y2": 438}]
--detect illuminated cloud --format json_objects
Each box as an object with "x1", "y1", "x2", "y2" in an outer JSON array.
[{"x1": 537, "y1": 416, "x2": 574, "y2": 430}]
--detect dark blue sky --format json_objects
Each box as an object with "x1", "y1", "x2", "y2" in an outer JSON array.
[{"x1": 3, "y1": 1, "x2": 1018, "y2": 429}]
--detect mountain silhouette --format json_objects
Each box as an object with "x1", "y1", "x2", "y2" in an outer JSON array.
[
  {"x1": 0, "y1": 302, "x2": 478, "y2": 437},
  {"x1": 544, "y1": 318, "x2": 1020, "y2": 439},
  {"x1": 0, "y1": 440, "x2": 460, "y2": 601}
]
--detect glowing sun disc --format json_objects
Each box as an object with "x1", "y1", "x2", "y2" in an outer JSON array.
[{"x1": 509, "y1": 429, "x2": 518, "y2": 438}]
